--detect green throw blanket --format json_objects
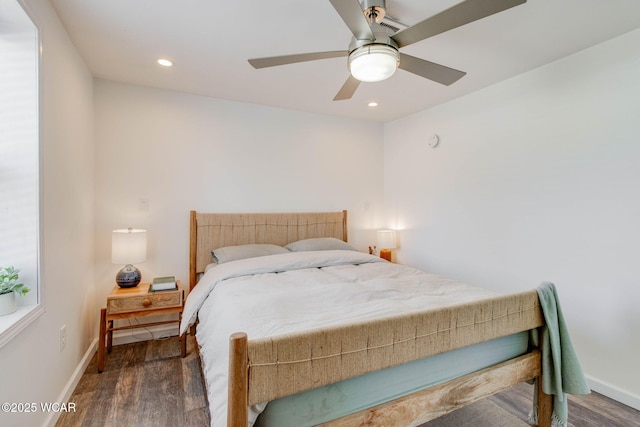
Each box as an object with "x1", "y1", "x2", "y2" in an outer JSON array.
[{"x1": 530, "y1": 282, "x2": 590, "y2": 426}]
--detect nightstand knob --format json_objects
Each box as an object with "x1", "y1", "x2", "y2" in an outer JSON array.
[{"x1": 141, "y1": 298, "x2": 152, "y2": 307}]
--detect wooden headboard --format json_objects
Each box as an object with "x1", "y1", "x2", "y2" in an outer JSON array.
[{"x1": 189, "y1": 210, "x2": 348, "y2": 290}]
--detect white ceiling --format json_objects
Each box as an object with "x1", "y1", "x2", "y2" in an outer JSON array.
[{"x1": 49, "y1": 0, "x2": 640, "y2": 122}]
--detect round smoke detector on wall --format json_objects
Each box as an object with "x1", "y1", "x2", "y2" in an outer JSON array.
[{"x1": 429, "y1": 134, "x2": 440, "y2": 148}]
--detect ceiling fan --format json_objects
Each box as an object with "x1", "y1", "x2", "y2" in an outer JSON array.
[{"x1": 248, "y1": 0, "x2": 526, "y2": 101}]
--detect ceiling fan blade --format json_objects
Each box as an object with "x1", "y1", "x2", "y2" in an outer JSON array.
[
  {"x1": 249, "y1": 51, "x2": 348, "y2": 69},
  {"x1": 392, "y1": 0, "x2": 526, "y2": 48},
  {"x1": 328, "y1": 0, "x2": 375, "y2": 41},
  {"x1": 399, "y1": 53, "x2": 466, "y2": 86},
  {"x1": 334, "y1": 75, "x2": 361, "y2": 101}
]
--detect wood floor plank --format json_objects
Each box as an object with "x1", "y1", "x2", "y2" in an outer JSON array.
[
  {"x1": 182, "y1": 352, "x2": 209, "y2": 413},
  {"x1": 110, "y1": 364, "x2": 144, "y2": 425},
  {"x1": 81, "y1": 368, "x2": 121, "y2": 425},
  {"x1": 55, "y1": 388, "x2": 95, "y2": 427},
  {"x1": 567, "y1": 395, "x2": 640, "y2": 427},
  {"x1": 569, "y1": 391, "x2": 640, "y2": 426},
  {"x1": 145, "y1": 335, "x2": 182, "y2": 361},
  {"x1": 183, "y1": 407, "x2": 211, "y2": 427},
  {"x1": 420, "y1": 399, "x2": 530, "y2": 426},
  {"x1": 136, "y1": 358, "x2": 184, "y2": 425},
  {"x1": 487, "y1": 382, "x2": 532, "y2": 422}
]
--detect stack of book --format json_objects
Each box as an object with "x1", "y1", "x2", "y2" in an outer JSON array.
[{"x1": 150, "y1": 276, "x2": 178, "y2": 292}]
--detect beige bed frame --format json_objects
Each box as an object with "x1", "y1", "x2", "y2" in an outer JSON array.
[{"x1": 188, "y1": 210, "x2": 552, "y2": 427}]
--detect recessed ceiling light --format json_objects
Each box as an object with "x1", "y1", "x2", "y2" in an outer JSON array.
[
  {"x1": 157, "y1": 58, "x2": 173, "y2": 67},
  {"x1": 368, "y1": 101, "x2": 379, "y2": 107}
]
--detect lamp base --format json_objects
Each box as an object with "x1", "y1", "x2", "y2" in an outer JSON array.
[
  {"x1": 116, "y1": 264, "x2": 141, "y2": 288},
  {"x1": 379, "y1": 249, "x2": 392, "y2": 262}
]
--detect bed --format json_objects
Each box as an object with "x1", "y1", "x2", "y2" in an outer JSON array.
[{"x1": 182, "y1": 210, "x2": 554, "y2": 427}]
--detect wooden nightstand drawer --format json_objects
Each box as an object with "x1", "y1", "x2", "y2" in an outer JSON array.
[{"x1": 106, "y1": 283, "x2": 182, "y2": 315}]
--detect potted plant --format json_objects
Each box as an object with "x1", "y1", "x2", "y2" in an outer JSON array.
[{"x1": 0, "y1": 266, "x2": 30, "y2": 315}]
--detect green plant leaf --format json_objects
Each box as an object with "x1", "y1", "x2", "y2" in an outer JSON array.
[{"x1": 0, "y1": 266, "x2": 30, "y2": 296}]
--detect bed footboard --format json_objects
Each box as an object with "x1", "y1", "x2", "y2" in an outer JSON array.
[{"x1": 228, "y1": 290, "x2": 551, "y2": 426}]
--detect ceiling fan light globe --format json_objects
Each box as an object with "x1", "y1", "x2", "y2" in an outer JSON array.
[{"x1": 348, "y1": 45, "x2": 399, "y2": 83}]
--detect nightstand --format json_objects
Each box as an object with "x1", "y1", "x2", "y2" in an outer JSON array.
[{"x1": 97, "y1": 281, "x2": 186, "y2": 372}]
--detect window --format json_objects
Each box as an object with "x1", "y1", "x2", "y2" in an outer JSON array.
[{"x1": 0, "y1": 0, "x2": 42, "y2": 347}]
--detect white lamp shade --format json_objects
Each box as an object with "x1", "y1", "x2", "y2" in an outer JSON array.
[
  {"x1": 377, "y1": 229, "x2": 397, "y2": 250},
  {"x1": 112, "y1": 228, "x2": 147, "y2": 265},
  {"x1": 348, "y1": 44, "x2": 399, "y2": 83}
]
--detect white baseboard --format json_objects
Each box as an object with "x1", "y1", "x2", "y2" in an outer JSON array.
[
  {"x1": 586, "y1": 374, "x2": 640, "y2": 411},
  {"x1": 44, "y1": 338, "x2": 98, "y2": 427}
]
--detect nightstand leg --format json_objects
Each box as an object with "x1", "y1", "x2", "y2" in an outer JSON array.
[
  {"x1": 107, "y1": 319, "x2": 113, "y2": 353},
  {"x1": 98, "y1": 308, "x2": 106, "y2": 373},
  {"x1": 181, "y1": 331, "x2": 187, "y2": 357},
  {"x1": 179, "y1": 310, "x2": 187, "y2": 357}
]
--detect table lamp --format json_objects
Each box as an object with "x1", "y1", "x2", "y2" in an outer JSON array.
[
  {"x1": 112, "y1": 228, "x2": 147, "y2": 288},
  {"x1": 377, "y1": 229, "x2": 397, "y2": 262}
]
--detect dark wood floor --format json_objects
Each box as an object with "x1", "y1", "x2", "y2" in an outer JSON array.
[
  {"x1": 57, "y1": 336, "x2": 209, "y2": 427},
  {"x1": 58, "y1": 336, "x2": 640, "y2": 427}
]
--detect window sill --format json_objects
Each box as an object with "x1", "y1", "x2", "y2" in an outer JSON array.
[{"x1": 0, "y1": 304, "x2": 44, "y2": 349}]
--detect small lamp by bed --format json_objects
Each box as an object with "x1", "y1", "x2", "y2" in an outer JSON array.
[
  {"x1": 377, "y1": 229, "x2": 397, "y2": 262},
  {"x1": 112, "y1": 228, "x2": 147, "y2": 288}
]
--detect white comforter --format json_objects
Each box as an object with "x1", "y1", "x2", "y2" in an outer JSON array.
[{"x1": 180, "y1": 250, "x2": 496, "y2": 427}]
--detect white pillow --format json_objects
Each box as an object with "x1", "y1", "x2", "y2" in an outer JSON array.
[
  {"x1": 285, "y1": 237, "x2": 357, "y2": 252},
  {"x1": 211, "y1": 244, "x2": 289, "y2": 264}
]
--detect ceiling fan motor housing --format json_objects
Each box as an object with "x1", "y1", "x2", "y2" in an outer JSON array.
[{"x1": 348, "y1": 21, "x2": 398, "y2": 52}]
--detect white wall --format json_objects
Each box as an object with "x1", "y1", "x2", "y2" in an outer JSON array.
[
  {"x1": 93, "y1": 81, "x2": 385, "y2": 332},
  {"x1": 0, "y1": 0, "x2": 95, "y2": 426},
  {"x1": 384, "y1": 29, "x2": 640, "y2": 407}
]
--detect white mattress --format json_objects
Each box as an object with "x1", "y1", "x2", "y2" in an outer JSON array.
[{"x1": 180, "y1": 250, "x2": 501, "y2": 427}]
